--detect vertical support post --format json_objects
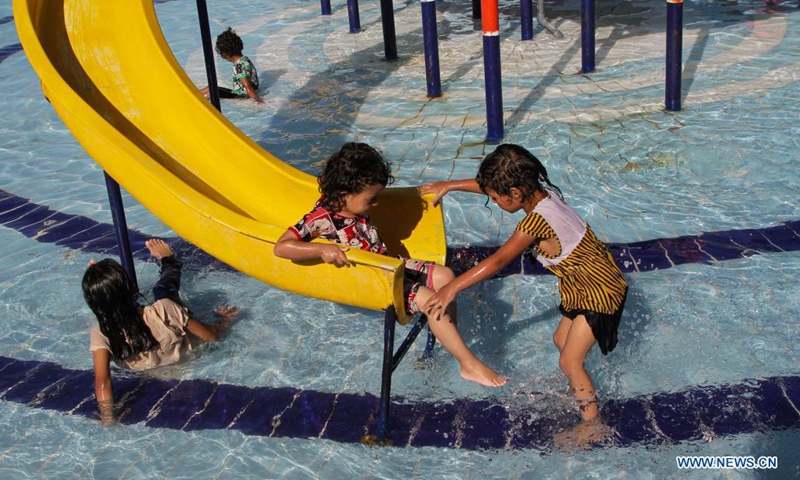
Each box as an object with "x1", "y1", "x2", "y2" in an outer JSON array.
[
  {"x1": 347, "y1": 0, "x2": 362, "y2": 33},
  {"x1": 196, "y1": 0, "x2": 220, "y2": 112},
  {"x1": 580, "y1": 0, "x2": 595, "y2": 73},
  {"x1": 379, "y1": 0, "x2": 398, "y2": 60},
  {"x1": 421, "y1": 0, "x2": 442, "y2": 97},
  {"x1": 520, "y1": 0, "x2": 533, "y2": 41},
  {"x1": 472, "y1": 0, "x2": 482, "y2": 19},
  {"x1": 665, "y1": 0, "x2": 683, "y2": 111},
  {"x1": 423, "y1": 322, "x2": 437, "y2": 360},
  {"x1": 320, "y1": 0, "x2": 332, "y2": 15},
  {"x1": 481, "y1": 0, "x2": 504, "y2": 143},
  {"x1": 376, "y1": 306, "x2": 397, "y2": 443},
  {"x1": 103, "y1": 172, "x2": 137, "y2": 289}
]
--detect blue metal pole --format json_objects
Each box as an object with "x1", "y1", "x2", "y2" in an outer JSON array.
[
  {"x1": 665, "y1": 0, "x2": 683, "y2": 111},
  {"x1": 347, "y1": 0, "x2": 361, "y2": 33},
  {"x1": 391, "y1": 316, "x2": 427, "y2": 369},
  {"x1": 482, "y1": 0, "x2": 504, "y2": 143},
  {"x1": 320, "y1": 0, "x2": 332, "y2": 15},
  {"x1": 483, "y1": 35, "x2": 504, "y2": 142},
  {"x1": 581, "y1": 0, "x2": 595, "y2": 73},
  {"x1": 103, "y1": 172, "x2": 137, "y2": 289},
  {"x1": 423, "y1": 323, "x2": 437, "y2": 360},
  {"x1": 376, "y1": 306, "x2": 397, "y2": 443},
  {"x1": 520, "y1": 0, "x2": 533, "y2": 41},
  {"x1": 421, "y1": 0, "x2": 442, "y2": 97},
  {"x1": 379, "y1": 0, "x2": 398, "y2": 60},
  {"x1": 472, "y1": 0, "x2": 482, "y2": 19},
  {"x1": 196, "y1": 0, "x2": 220, "y2": 112}
]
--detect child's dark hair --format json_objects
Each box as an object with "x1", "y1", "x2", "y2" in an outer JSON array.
[
  {"x1": 215, "y1": 27, "x2": 244, "y2": 58},
  {"x1": 83, "y1": 259, "x2": 156, "y2": 361},
  {"x1": 318, "y1": 142, "x2": 395, "y2": 212},
  {"x1": 476, "y1": 144, "x2": 562, "y2": 200}
]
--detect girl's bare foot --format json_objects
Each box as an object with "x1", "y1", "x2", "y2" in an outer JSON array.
[
  {"x1": 460, "y1": 363, "x2": 510, "y2": 387},
  {"x1": 555, "y1": 417, "x2": 617, "y2": 448},
  {"x1": 145, "y1": 239, "x2": 172, "y2": 259}
]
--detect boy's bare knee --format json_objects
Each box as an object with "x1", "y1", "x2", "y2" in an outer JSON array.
[{"x1": 432, "y1": 265, "x2": 455, "y2": 289}]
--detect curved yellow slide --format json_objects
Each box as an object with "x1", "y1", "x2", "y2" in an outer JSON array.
[{"x1": 14, "y1": 0, "x2": 446, "y2": 325}]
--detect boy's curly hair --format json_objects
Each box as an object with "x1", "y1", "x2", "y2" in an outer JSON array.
[
  {"x1": 318, "y1": 143, "x2": 395, "y2": 212},
  {"x1": 215, "y1": 27, "x2": 244, "y2": 58}
]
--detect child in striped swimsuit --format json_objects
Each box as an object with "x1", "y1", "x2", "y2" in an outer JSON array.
[{"x1": 421, "y1": 144, "x2": 628, "y2": 429}]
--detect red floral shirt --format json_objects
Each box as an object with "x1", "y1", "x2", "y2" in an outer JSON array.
[{"x1": 289, "y1": 199, "x2": 388, "y2": 254}]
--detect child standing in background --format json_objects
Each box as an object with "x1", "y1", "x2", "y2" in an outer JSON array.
[
  {"x1": 200, "y1": 27, "x2": 262, "y2": 104},
  {"x1": 274, "y1": 143, "x2": 508, "y2": 387},
  {"x1": 421, "y1": 144, "x2": 628, "y2": 433}
]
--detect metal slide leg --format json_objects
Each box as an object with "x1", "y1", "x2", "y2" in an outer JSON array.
[
  {"x1": 195, "y1": 0, "x2": 221, "y2": 112},
  {"x1": 104, "y1": 172, "x2": 137, "y2": 289},
  {"x1": 375, "y1": 306, "x2": 397, "y2": 444},
  {"x1": 423, "y1": 318, "x2": 437, "y2": 361},
  {"x1": 368, "y1": 312, "x2": 428, "y2": 445}
]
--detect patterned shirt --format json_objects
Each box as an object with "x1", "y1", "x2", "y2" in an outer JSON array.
[
  {"x1": 231, "y1": 56, "x2": 259, "y2": 96},
  {"x1": 516, "y1": 191, "x2": 627, "y2": 314},
  {"x1": 289, "y1": 199, "x2": 388, "y2": 254}
]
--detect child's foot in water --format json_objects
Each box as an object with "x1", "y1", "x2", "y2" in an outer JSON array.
[
  {"x1": 146, "y1": 239, "x2": 173, "y2": 259},
  {"x1": 555, "y1": 416, "x2": 617, "y2": 449},
  {"x1": 460, "y1": 363, "x2": 510, "y2": 387}
]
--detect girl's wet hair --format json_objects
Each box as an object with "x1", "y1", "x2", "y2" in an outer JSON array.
[
  {"x1": 476, "y1": 144, "x2": 562, "y2": 200},
  {"x1": 318, "y1": 142, "x2": 395, "y2": 211},
  {"x1": 215, "y1": 27, "x2": 244, "y2": 58},
  {"x1": 82, "y1": 259, "x2": 156, "y2": 361}
]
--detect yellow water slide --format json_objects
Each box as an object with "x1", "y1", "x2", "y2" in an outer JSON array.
[{"x1": 14, "y1": 0, "x2": 446, "y2": 324}]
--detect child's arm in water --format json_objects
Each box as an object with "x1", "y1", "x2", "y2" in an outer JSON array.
[
  {"x1": 274, "y1": 230, "x2": 351, "y2": 267},
  {"x1": 92, "y1": 348, "x2": 116, "y2": 426},
  {"x1": 240, "y1": 77, "x2": 262, "y2": 104},
  {"x1": 185, "y1": 305, "x2": 238, "y2": 341},
  {"x1": 425, "y1": 230, "x2": 535, "y2": 321},
  {"x1": 419, "y1": 179, "x2": 483, "y2": 206}
]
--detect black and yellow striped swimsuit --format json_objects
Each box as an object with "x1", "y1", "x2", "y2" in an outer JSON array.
[{"x1": 516, "y1": 193, "x2": 627, "y2": 315}]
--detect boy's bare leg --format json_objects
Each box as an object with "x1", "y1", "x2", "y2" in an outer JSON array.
[
  {"x1": 414, "y1": 287, "x2": 509, "y2": 387},
  {"x1": 145, "y1": 239, "x2": 172, "y2": 259}
]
